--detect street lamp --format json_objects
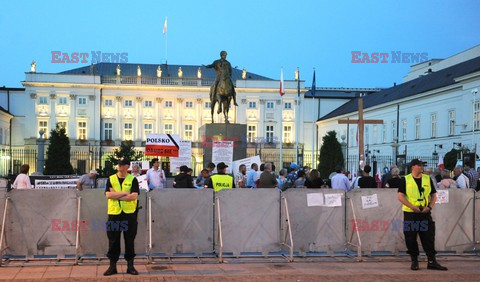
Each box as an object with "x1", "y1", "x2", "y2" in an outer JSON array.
[{"x1": 473, "y1": 88, "x2": 478, "y2": 153}]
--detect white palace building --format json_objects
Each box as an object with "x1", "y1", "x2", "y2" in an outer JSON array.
[{"x1": 0, "y1": 45, "x2": 479, "y2": 175}]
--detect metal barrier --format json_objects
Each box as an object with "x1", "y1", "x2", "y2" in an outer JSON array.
[
  {"x1": 149, "y1": 189, "x2": 213, "y2": 256},
  {"x1": 0, "y1": 192, "x2": 7, "y2": 265},
  {"x1": 475, "y1": 192, "x2": 480, "y2": 252},
  {"x1": 215, "y1": 189, "x2": 282, "y2": 257},
  {"x1": 282, "y1": 189, "x2": 346, "y2": 255}
]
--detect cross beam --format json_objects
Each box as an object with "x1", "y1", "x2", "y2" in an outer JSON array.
[{"x1": 338, "y1": 98, "x2": 383, "y2": 164}]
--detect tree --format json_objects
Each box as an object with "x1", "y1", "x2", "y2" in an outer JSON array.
[
  {"x1": 108, "y1": 141, "x2": 144, "y2": 166},
  {"x1": 44, "y1": 124, "x2": 74, "y2": 175},
  {"x1": 318, "y1": 131, "x2": 344, "y2": 179}
]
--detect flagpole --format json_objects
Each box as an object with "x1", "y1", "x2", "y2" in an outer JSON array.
[
  {"x1": 279, "y1": 68, "x2": 284, "y2": 169},
  {"x1": 295, "y1": 67, "x2": 300, "y2": 165},
  {"x1": 311, "y1": 68, "x2": 315, "y2": 169},
  {"x1": 164, "y1": 16, "x2": 168, "y2": 64}
]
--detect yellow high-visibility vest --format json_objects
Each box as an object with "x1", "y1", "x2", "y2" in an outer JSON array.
[
  {"x1": 211, "y1": 174, "x2": 233, "y2": 192},
  {"x1": 402, "y1": 174, "x2": 431, "y2": 212},
  {"x1": 108, "y1": 174, "x2": 137, "y2": 215}
]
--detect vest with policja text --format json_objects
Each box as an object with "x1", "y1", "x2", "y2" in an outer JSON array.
[
  {"x1": 108, "y1": 174, "x2": 137, "y2": 215},
  {"x1": 402, "y1": 174, "x2": 431, "y2": 212},
  {"x1": 211, "y1": 174, "x2": 233, "y2": 192}
]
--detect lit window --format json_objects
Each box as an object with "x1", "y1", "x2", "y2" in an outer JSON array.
[
  {"x1": 124, "y1": 123, "x2": 133, "y2": 140},
  {"x1": 104, "y1": 123, "x2": 113, "y2": 140},
  {"x1": 39, "y1": 96, "x2": 48, "y2": 104},
  {"x1": 144, "y1": 100, "x2": 153, "y2": 107},
  {"x1": 431, "y1": 114, "x2": 437, "y2": 138},
  {"x1": 415, "y1": 116, "x2": 421, "y2": 140},
  {"x1": 164, "y1": 124, "x2": 173, "y2": 134},
  {"x1": 58, "y1": 122, "x2": 68, "y2": 135},
  {"x1": 58, "y1": 97, "x2": 67, "y2": 105},
  {"x1": 184, "y1": 124, "x2": 193, "y2": 140},
  {"x1": 144, "y1": 123, "x2": 153, "y2": 137},
  {"x1": 78, "y1": 122, "x2": 87, "y2": 140},
  {"x1": 448, "y1": 110, "x2": 455, "y2": 136},
  {"x1": 283, "y1": 125, "x2": 292, "y2": 143},
  {"x1": 165, "y1": 101, "x2": 173, "y2": 108},
  {"x1": 284, "y1": 102, "x2": 292, "y2": 109},
  {"x1": 78, "y1": 97, "x2": 87, "y2": 105},
  {"x1": 266, "y1": 125, "x2": 274, "y2": 142},
  {"x1": 39, "y1": 121, "x2": 48, "y2": 138},
  {"x1": 185, "y1": 101, "x2": 193, "y2": 108},
  {"x1": 247, "y1": 125, "x2": 257, "y2": 142},
  {"x1": 124, "y1": 100, "x2": 133, "y2": 107},
  {"x1": 248, "y1": 101, "x2": 257, "y2": 109},
  {"x1": 104, "y1": 99, "x2": 113, "y2": 107},
  {"x1": 266, "y1": 101, "x2": 274, "y2": 109}
]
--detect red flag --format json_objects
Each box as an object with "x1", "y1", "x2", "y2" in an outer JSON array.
[
  {"x1": 280, "y1": 68, "x2": 285, "y2": 96},
  {"x1": 163, "y1": 17, "x2": 168, "y2": 34},
  {"x1": 437, "y1": 155, "x2": 445, "y2": 170}
]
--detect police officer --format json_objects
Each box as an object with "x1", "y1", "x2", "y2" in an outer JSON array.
[
  {"x1": 397, "y1": 159, "x2": 447, "y2": 271},
  {"x1": 206, "y1": 162, "x2": 235, "y2": 192},
  {"x1": 104, "y1": 158, "x2": 140, "y2": 276}
]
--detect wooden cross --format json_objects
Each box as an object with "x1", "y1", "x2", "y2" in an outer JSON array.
[{"x1": 338, "y1": 98, "x2": 383, "y2": 163}]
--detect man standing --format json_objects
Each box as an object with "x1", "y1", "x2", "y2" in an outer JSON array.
[
  {"x1": 259, "y1": 163, "x2": 277, "y2": 188},
  {"x1": 453, "y1": 166, "x2": 469, "y2": 189},
  {"x1": 397, "y1": 159, "x2": 447, "y2": 271},
  {"x1": 76, "y1": 170, "x2": 98, "y2": 191},
  {"x1": 104, "y1": 159, "x2": 139, "y2": 276},
  {"x1": 358, "y1": 165, "x2": 377, "y2": 188},
  {"x1": 146, "y1": 158, "x2": 166, "y2": 190},
  {"x1": 463, "y1": 162, "x2": 479, "y2": 189},
  {"x1": 235, "y1": 164, "x2": 247, "y2": 188},
  {"x1": 331, "y1": 165, "x2": 350, "y2": 191},
  {"x1": 246, "y1": 163, "x2": 258, "y2": 188},
  {"x1": 206, "y1": 162, "x2": 235, "y2": 192}
]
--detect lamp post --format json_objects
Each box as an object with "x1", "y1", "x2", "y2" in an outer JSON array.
[{"x1": 473, "y1": 88, "x2": 478, "y2": 153}]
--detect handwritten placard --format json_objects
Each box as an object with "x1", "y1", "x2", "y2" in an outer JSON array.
[
  {"x1": 136, "y1": 175, "x2": 148, "y2": 190},
  {"x1": 436, "y1": 190, "x2": 449, "y2": 204},
  {"x1": 361, "y1": 194, "x2": 379, "y2": 209},
  {"x1": 324, "y1": 193, "x2": 343, "y2": 207},
  {"x1": 307, "y1": 193, "x2": 324, "y2": 207}
]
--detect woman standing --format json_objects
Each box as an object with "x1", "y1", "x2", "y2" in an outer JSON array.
[{"x1": 12, "y1": 164, "x2": 32, "y2": 189}]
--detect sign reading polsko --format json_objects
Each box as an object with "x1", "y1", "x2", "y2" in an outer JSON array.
[{"x1": 145, "y1": 134, "x2": 180, "y2": 157}]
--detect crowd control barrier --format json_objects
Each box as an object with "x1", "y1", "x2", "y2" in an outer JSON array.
[{"x1": 0, "y1": 188, "x2": 478, "y2": 265}]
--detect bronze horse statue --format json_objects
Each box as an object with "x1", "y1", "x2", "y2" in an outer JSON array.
[{"x1": 204, "y1": 51, "x2": 238, "y2": 123}]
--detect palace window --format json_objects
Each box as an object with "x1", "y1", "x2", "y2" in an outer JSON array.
[
  {"x1": 164, "y1": 124, "x2": 173, "y2": 134},
  {"x1": 78, "y1": 97, "x2": 87, "y2": 105},
  {"x1": 402, "y1": 119, "x2": 407, "y2": 141},
  {"x1": 144, "y1": 123, "x2": 153, "y2": 137},
  {"x1": 382, "y1": 124, "x2": 386, "y2": 143},
  {"x1": 185, "y1": 101, "x2": 193, "y2": 108},
  {"x1": 78, "y1": 122, "x2": 87, "y2": 140},
  {"x1": 448, "y1": 110, "x2": 455, "y2": 136},
  {"x1": 431, "y1": 113, "x2": 437, "y2": 138},
  {"x1": 104, "y1": 99, "x2": 113, "y2": 107},
  {"x1": 247, "y1": 125, "x2": 257, "y2": 142},
  {"x1": 283, "y1": 125, "x2": 292, "y2": 143},
  {"x1": 184, "y1": 124, "x2": 193, "y2": 140},
  {"x1": 373, "y1": 125, "x2": 378, "y2": 144},
  {"x1": 474, "y1": 101, "x2": 480, "y2": 130},
  {"x1": 248, "y1": 101, "x2": 257, "y2": 109},
  {"x1": 124, "y1": 100, "x2": 133, "y2": 107},
  {"x1": 124, "y1": 123, "x2": 133, "y2": 140},
  {"x1": 104, "y1": 122, "x2": 113, "y2": 140},
  {"x1": 284, "y1": 102, "x2": 292, "y2": 109},
  {"x1": 39, "y1": 96, "x2": 48, "y2": 105},
  {"x1": 39, "y1": 121, "x2": 48, "y2": 138},
  {"x1": 165, "y1": 101, "x2": 173, "y2": 108},
  {"x1": 204, "y1": 102, "x2": 211, "y2": 109},
  {"x1": 144, "y1": 100, "x2": 153, "y2": 108},
  {"x1": 58, "y1": 121, "x2": 67, "y2": 135},
  {"x1": 266, "y1": 101, "x2": 274, "y2": 109},
  {"x1": 58, "y1": 97, "x2": 67, "y2": 105},
  {"x1": 266, "y1": 125, "x2": 274, "y2": 142},
  {"x1": 415, "y1": 116, "x2": 421, "y2": 140},
  {"x1": 391, "y1": 121, "x2": 397, "y2": 141}
]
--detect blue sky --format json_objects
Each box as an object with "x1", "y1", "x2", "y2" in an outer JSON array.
[{"x1": 1, "y1": 0, "x2": 479, "y2": 88}]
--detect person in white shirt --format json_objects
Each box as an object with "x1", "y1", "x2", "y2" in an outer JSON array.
[
  {"x1": 454, "y1": 166, "x2": 469, "y2": 189},
  {"x1": 12, "y1": 164, "x2": 33, "y2": 189},
  {"x1": 146, "y1": 158, "x2": 166, "y2": 190},
  {"x1": 331, "y1": 165, "x2": 350, "y2": 191}
]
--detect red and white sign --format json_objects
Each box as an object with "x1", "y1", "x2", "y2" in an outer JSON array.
[{"x1": 145, "y1": 134, "x2": 180, "y2": 157}]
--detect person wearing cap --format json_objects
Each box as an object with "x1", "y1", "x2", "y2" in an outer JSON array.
[
  {"x1": 104, "y1": 158, "x2": 140, "y2": 276},
  {"x1": 173, "y1": 165, "x2": 194, "y2": 188},
  {"x1": 397, "y1": 159, "x2": 447, "y2": 271},
  {"x1": 76, "y1": 170, "x2": 98, "y2": 191},
  {"x1": 205, "y1": 162, "x2": 235, "y2": 192}
]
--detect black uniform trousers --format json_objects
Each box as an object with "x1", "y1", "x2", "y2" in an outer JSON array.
[
  {"x1": 403, "y1": 211, "x2": 436, "y2": 259},
  {"x1": 106, "y1": 211, "x2": 138, "y2": 262}
]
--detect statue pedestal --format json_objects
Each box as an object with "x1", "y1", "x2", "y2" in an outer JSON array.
[{"x1": 199, "y1": 123, "x2": 247, "y2": 169}]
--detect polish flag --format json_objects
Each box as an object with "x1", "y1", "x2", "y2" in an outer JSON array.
[
  {"x1": 280, "y1": 68, "x2": 285, "y2": 96},
  {"x1": 163, "y1": 17, "x2": 168, "y2": 34},
  {"x1": 437, "y1": 155, "x2": 445, "y2": 170}
]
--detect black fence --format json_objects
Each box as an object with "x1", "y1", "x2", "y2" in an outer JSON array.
[{"x1": 345, "y1": 154, "x2": 438, "y2": 176}]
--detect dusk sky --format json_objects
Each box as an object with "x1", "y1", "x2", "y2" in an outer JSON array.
[{"x1": 1, "y1": 0, "x2": 479, "y2": 88}]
